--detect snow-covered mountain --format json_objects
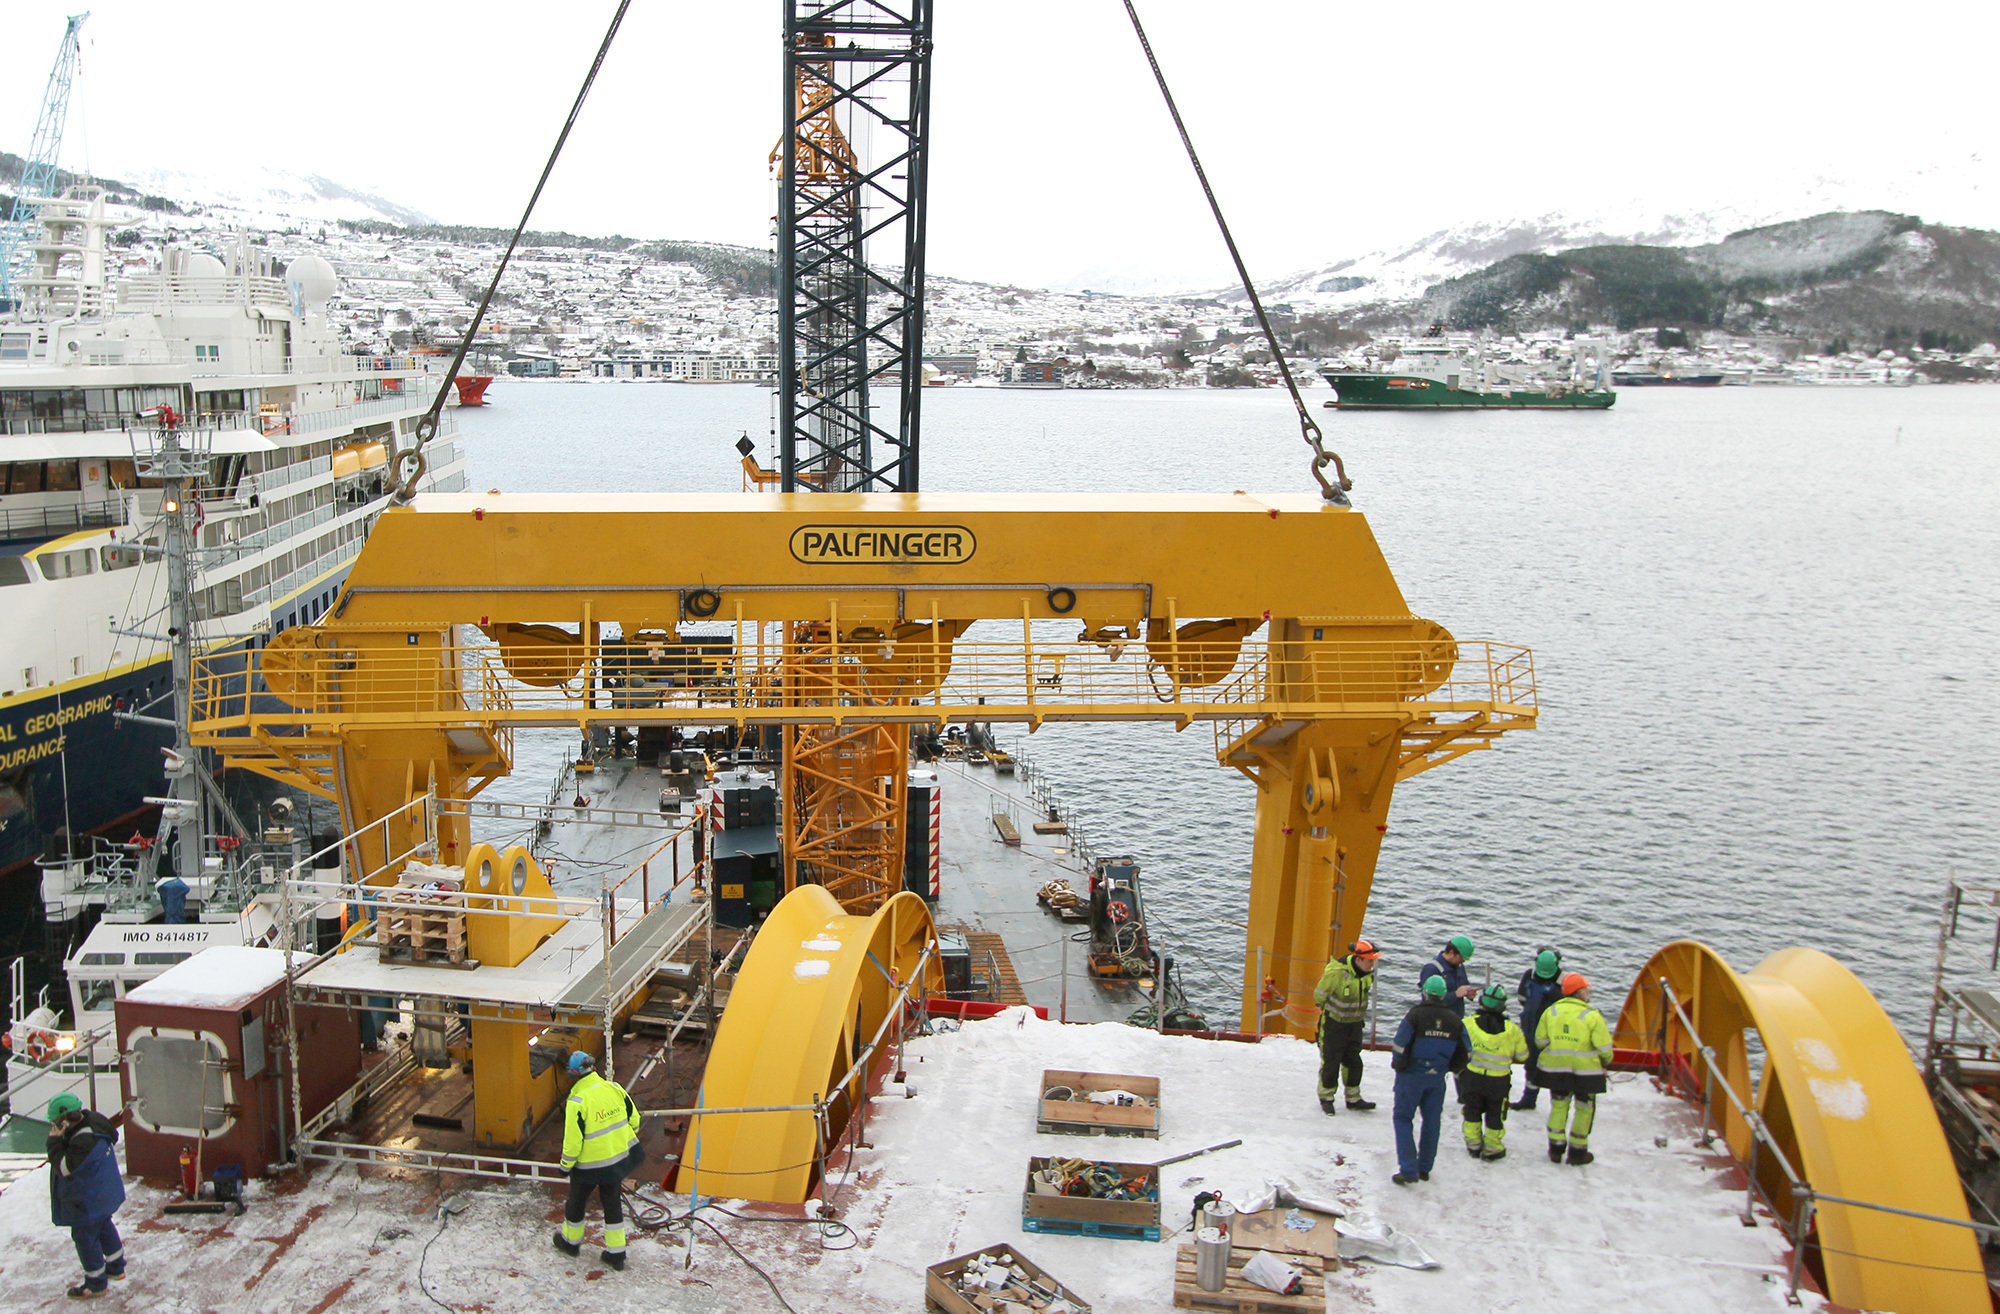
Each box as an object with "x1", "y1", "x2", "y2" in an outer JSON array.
[
  {"x1": 1253, "y1": 205, "x2": 1829, "y2": 312},
  {"x1": 111, "y1": 163, "x2": 433, "y2": 230}
]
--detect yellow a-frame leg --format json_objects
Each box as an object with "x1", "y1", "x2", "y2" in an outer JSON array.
[{"x1": 1241, "y1": 719, "x2": 1406, "y2": 1036}]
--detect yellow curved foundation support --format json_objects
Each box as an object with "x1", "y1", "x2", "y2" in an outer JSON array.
[
  {"x1": 675, "y1": 886, "x2": 939, "y2": 1203},
  {"x1": 1618, "y1": 941, "x2": 1985, "y2": 1313}
]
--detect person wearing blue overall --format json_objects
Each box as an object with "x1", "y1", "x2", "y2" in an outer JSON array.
[
  {"x1": 46, "y1": 1093, "x2": 126, "y2": 1299},
  {"x1": 1388, "y1": 975, "x2": 1470, "y2": 1185}
]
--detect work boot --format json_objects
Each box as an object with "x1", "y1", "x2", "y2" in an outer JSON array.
[
  {"x1": 1345, "y1": 1094, "x2": 1377, "y2": 1112},
  {"x1": 1391, "y1": 1173, "x2": 1416, "y2": 1186},
  {"x1": 1466, "y1": 1144, "x2": 1484, "y2": 1159},
  {"x1": 1509, "y1": 1090, "x2": 1539, "y2": 1111},
  {"x1": 67, "y1": 1285, "x2": 106, "y2": 1300},
  {"x1": 1548, "y1": 1142, "x2": 1566, "y2": 1163},
  {"x1": 602, "y1": 1251, "x2": 627, "y2": 1272},
  {"x1": 1418, "y1": 1172, "x2": 1430, "y2": 1181},
  {"x1": 1319, "y1": 1098, "x2": 1339, "y2": 1116},
  {"x1": 553, "y1": 1230, "x2": 583, "y2": 1258},
  {"x1": 1483, "y1": 1147, "x2": 1507, "y2": 1163},
  {"x1": 1566, "y1": 1147, "x2": 1595, "y2": 1167}
]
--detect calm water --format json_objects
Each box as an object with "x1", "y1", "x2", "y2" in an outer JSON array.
[{"x1": 457, "y1": 381, "x2": 2000, "y2": 1035}]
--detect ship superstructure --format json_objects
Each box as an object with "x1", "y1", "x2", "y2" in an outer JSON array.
[{"x1": 0, "y1": 187, "x2": 468, "y2": 902}]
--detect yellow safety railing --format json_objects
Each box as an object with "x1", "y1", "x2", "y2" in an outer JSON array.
[{"x1": 190, "y1": 636, "x2": 1538, "y2": 737}]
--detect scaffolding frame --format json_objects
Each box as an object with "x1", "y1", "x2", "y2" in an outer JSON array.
[{"x1": 265, "y1": 791, "x2": 716, "y2": 1180}]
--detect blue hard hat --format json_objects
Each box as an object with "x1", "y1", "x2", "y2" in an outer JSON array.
[{"x1": 567, "y1": 1051, "x2": 594, "y2": 1075}]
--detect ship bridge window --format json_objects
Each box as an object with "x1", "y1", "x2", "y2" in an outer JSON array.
[
  {"x1": 37, "y1": 548, "x2": 95, "y2": 580},
  {"x1": 0, "y1": 333, "x2": 27, "y2": 360},
  {"x1": 100, "y1": 544, "x2": 144, "y2": 571},
  {"x1": 78, "y1": 953, "x2": 125, "y2": 966},
  {"x1": 77, "y1": 979, "x2": 117, "y2": 1012},
  {"x1": 0, "y1": 557, "x2": 27, "y2": 588},
  {"x1": 134, "y1": 952, "x2": 191, "y2": 967}
]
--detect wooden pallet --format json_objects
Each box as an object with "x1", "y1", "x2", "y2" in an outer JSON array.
[
  {"x1": 376, "y1": 902, "x2": 469, "y2": 965},
  {"x1": 1020, "y1": 1215, "x2": 1159, "y2": 1242},
  {"x1": 1172, "y1": 1246, "x2": 1325, "y2": 1312},
  {"x1": 993, "y1": 813, "x2": 1022, "y2": 845}
]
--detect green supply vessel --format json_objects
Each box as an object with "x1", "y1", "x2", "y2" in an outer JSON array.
[{"x1": 1321, "y1": 340, "x2": 1615, "y2": 410}]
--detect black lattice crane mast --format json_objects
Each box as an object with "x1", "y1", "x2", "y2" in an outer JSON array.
[
  {"x1": 771, "y1": 1, "x2": 934, "y2": 912},
  {"x1": 775, "y1": 0, "x2": 933, "y2": 493}
]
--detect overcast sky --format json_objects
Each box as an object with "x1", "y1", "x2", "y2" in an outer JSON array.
[{"x1": 4, "y1": 1, "x2": 1997, "y2": 290}]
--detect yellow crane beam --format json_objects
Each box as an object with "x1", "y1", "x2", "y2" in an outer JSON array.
[{"x1": 191, "y1": 491, "x2": 1536, "y2": 1035}]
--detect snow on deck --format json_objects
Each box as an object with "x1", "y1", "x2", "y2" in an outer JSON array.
[{"x1": 0, "y1": 1009, "x2": 1817, "y2": 1312}]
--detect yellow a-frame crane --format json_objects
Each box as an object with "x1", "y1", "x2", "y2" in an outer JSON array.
[{"x1": 192, "y1": 490, "x2": 1535, "y2": 1037}]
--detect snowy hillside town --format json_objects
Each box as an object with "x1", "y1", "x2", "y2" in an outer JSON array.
[{"x1": 12, "y1": 161, "x2": 2000, "y2": 389}]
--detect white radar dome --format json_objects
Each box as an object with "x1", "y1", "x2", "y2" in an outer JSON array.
[
  {"x1": 284, "y1": 254, "x2": 338, "y2": 305},
  {"x1": 185, "y1": 252, "x2": 227, "y2": 278}
]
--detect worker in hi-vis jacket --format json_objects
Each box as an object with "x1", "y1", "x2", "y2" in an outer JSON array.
[{"x1": 553, "y1": 1051, "x2": 645, "y2": 1270}]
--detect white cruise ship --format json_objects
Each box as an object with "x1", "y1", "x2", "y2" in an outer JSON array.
[{"x1": 0, "y1": 187, "x2": 468, "y2": 925}]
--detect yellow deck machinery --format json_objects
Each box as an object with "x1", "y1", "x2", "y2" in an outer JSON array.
[
  {"x1": 1616, "y1": 943, "x2": 1987, "y2": 1311},
  {"x1": 188, "y1": 490, "x2": 1530, "y2": 1179}
]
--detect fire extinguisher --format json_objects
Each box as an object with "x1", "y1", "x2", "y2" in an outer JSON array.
[{"x1": 179, "y1": 1146, "x2": 197, "y2": 1200}]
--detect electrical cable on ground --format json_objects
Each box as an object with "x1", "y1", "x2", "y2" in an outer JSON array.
[
  {"x1": 416, "y1": 1197, "x2": 467, "y2": 1313},
  {"x1": 1119, "y1": 0, "x2": 1352, "y2": 505},
  {"x1": 619, "y1": 1187, "x2": 868, "y2": 1313}
]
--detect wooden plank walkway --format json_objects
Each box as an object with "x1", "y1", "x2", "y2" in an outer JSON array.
[{"x1": 948, "y1": 926, "x2": 1028, "y2": 1007}]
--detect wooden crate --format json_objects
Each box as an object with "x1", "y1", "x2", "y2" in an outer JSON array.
[
  {"x1": 1171, "y1": 1245, "x2": 1325, "y2": 1313},
  {"x1": 1021, "y1": 1156, "x2": 1160, "y2": 1241},
  {"x1": 1038, "y1": 1069, "x2": 1160, "y2": 1138},
  {"x1": 926, "y1": 1242, "x2": 1092, "y2": 1314}
]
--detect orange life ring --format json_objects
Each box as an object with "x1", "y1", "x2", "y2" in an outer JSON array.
[
  {"x1": 24, "y1": 1030, "x2": 57, "y2": 1063},
  {"x1": 1108, "y1": 903, "x2": 1129, "y2": 922}
]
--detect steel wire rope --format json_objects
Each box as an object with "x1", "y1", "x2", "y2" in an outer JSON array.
[
  {"x1": 393, "y1": 0, "x2": 633, "y2": 502},
  {"x1": 1118, "y1": 0, "x2": 1351, "y2": 504}
]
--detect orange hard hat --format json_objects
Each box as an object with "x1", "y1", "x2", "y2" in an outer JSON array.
[
  {"x1": 1560, "y1": 972, "x2": 1590, "y2": 995},
  {"x1": 1350, "y1": 939, "x2": 1382, "y2": 961}
]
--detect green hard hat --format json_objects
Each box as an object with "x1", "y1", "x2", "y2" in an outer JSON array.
[
  {"x1": 1535, "y1": 948, "x2": 1562, "y2": 978},
  {"x1": 45, "y1": 1092, "x2": 82, "y2": 1123},
  {"x1": 1447, "y1": 935, "x2": 1475, "y2": 960},
  {"x1": 1421, "y1": 975, "x2": 1448, "y2": 998},
  {"x1": 1478, "y1": 984, "x2": 1508, "y2": 1011}
]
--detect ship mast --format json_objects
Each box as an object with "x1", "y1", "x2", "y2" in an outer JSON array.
[{"x1": 132, "y1": 408, "x2": 209, "y2": 890}]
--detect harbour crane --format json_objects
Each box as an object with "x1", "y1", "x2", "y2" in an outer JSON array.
[{"x1": 0, "y1": 11, "x2": 88, "y2": 308}]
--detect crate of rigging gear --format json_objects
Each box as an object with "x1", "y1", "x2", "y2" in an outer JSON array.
[
  {"x1": 1021, "y1": 1156, "x2": 1161, "y2": 1241},
  {"x1": 1037, "y1": 1069, "x2": 1160, "y2": 1138},
  {"x1": 926, "y1": 1242, "x2": 1092, "y2": 1314},
  {"x1": 373, "y1": 862, "x2": 475, "y2": 967}
]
